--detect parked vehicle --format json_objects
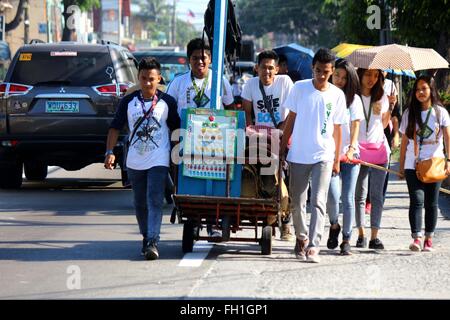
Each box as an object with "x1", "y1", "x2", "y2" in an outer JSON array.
[
  {"x1": 0, "y1": 41, "x2": 138, "y2": 188},
  {"x1": 132, "y1": 50, "x2": 189, "y2": 85}
]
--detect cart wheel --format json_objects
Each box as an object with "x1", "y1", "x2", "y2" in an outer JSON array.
[
  {"x1": 261, "y1": 225, "x2": 272, "y2": 255},
  {"x1": 182, "y1": 220, "x2": 195, "y2": 253}
]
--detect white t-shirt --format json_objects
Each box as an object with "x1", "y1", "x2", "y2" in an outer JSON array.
[
  {"x1": 241, "y1": 75, "x2": 293, "y2": 127},
  {"x1": 383, "y1": 78, "x2": 398, "y2": 97},
  {"x1": 359, "y1": 94, "x2": 390, "y2": 145},
  {"x1": 340, "y1": 94, "x2": 364, "y2": 156},
  {"x1": 110, "y1": 90, "x2": 180, "y2": 170},
  {"x1": 166, "y1": 69, "x2": 234, "y2": 115},
  {"x1": 399, "y1": 106, "x2": 450, "y2": 170},
  {"x1": 283, "y1": 79, "x2": 347, "y2": 164}
]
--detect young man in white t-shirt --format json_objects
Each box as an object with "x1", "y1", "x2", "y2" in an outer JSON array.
[
  {"x1": 241, "y1": 50, "x2": 295, "y2": 241},
  {"x1": 241, "y1": 50, "x2": 293, "y2": 128},
  {"x1": 105, "y1": 58, "x2": 180, "y2": 260},
  {"x1": 166, "y1": 38, "x2": 234, "y2": 239},
  {"x1": 280, "y1": 48, "x2": 347, "y2": 263}
]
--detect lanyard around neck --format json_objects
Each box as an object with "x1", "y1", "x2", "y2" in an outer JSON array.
[
  {"x1": 138, "y1": 91, "x2": 158, "y2": 119},
  {"x1": 418, "y1": 107, "x2": 433, "y2": 143},
  {"x1": 191, "y1": 71, "x2": 209, "y2": 100},
  {"x1": 362, "y1": 96, "x2": 372, "y2": 133}
]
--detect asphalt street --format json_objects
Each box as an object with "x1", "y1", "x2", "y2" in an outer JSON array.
[{"x1": 1, "y1": 163, "x2": 450, "y2": 299}]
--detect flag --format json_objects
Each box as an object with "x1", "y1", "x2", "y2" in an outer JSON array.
[{"x1": 187, "y1": 9, "x2": 195, "y2": 18}]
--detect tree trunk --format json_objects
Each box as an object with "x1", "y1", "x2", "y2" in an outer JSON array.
[
  {"x1": 435, "y1": 30, "x2": 449, "y2": 92},
  {"x1": 5, "y1": 0, "x2": 26, "y2": 32}
]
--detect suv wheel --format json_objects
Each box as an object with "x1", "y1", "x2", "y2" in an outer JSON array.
[
  {"x1": 0, "y1": 160, "x2": 23, "y2": 189},
  {"x1": 24, "y1": 162, "x2": 48, "y2": 181}
]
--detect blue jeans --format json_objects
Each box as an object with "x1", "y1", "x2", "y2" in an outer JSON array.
[
  {"x1": 128, "y1": 166, "x2": 168, "y2": 244},
  {"x1": 327, "y1": 163, "x2": 360, "y2": 241},
  {"x1": 355, "y1": 163, "x2": 388, "y2": 229}
]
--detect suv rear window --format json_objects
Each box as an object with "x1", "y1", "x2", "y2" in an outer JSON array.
[{"x1": 10, "y1": 51, "x2": 115, "y2": 86}]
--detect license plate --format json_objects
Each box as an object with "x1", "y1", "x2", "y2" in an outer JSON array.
[{"x1": 45, "y1": 101, "x2": 79, "y2": 113}]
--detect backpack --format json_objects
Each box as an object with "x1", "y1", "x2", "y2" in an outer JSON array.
[{"x1": 203, "y1": 0, "x2": 242, "y2": 65}]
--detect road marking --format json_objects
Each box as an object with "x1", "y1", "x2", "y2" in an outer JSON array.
[{"x1": 178, "y1": 241, "x2": 214, "y2": 267}]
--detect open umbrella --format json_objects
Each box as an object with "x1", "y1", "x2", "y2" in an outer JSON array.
[
  {"x1": 346, "y1": 43, "x2": 449, "y2": 71},
  {"x1": 332, "y1": 43, "x2": 416, "y2": 78},
  {"x1": 331, "y1": 43, "x2": 372, "y2": 59},
  {"x1": 273, "y1": 43, "x2": 314, "y2": 80}
]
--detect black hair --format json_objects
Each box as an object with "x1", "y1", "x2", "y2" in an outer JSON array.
[
  {"x1": 278, "y1": 53, "x2": 288, "y2": 64},
  {"x1": 257, "y1": 50, "x2": 279, "y2": 65},
  {"x1": 357, "y1": 68, "x2": 384, "y2": 102},
  {"x1": 405, "y1": 75, "x2": 443, "y2": 139},
  {"x1": 187, "y1": 38, "x2": 211, "y2": 59},
  {"x1": 138, "y1": 57, "x2": 161, "y2": 73},
  {"x1": 312, "y1": 48, "x2": 335, "y2": 66},
  {"x1": 333, "y1": 58, "x2": 360, "y2": 108}
]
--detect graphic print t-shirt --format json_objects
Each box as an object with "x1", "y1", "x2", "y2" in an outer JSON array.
[{"x1": 241, "y1": 75, "x2": 293, "y2": 127}]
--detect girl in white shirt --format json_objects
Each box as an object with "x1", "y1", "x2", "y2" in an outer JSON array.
[
  {"x1": 399, "y1": 76, "x2": 450, "y2": 252},
  {"x1": 326, "y1": 59, "x2": 364, "y2": 255},
  {"x1": 355, "y1": 68, "x2": 391, "y2": 250}
]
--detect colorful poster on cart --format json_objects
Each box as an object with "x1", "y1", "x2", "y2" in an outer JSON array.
[{"x1": 183, "y1": 108, "x2": 238, "y2": 180}]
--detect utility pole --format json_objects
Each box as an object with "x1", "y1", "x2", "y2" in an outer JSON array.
[
  {"x1": 23, "y1": 0, "x2": 29, "y2": 44},
  {"x1": 171, "y1": 0, "x2": 177, "y2": 45}
]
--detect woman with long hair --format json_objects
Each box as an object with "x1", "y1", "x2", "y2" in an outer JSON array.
[
  {"x1": 399, "y1": 76, "x2": 450, "y2": 252},
  {"x1": 354, "y1": 68, "x2": 392, "y2": 250},
  {"x1": 326, "y1": 59, "x2": 364, "y2": 255}
]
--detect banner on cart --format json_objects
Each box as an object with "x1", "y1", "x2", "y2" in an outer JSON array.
[{"x1": 183, "y1": 108, "x2": 238, "y2": 180}]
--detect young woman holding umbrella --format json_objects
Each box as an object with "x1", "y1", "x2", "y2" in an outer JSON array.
[
  {"x1": 398, "y1": 76, "x2": 450, "y2": 252},
  {"x1": 354, "y1": 68, "x2": 392, "y2": 250}
]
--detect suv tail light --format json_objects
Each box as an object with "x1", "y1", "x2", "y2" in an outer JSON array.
[
  {"x1": 92, "y1": 83, "x2": 133, "y2": 97},
  {"x1": 0, "y1": 83, "x2": 33, "y2": 97}
]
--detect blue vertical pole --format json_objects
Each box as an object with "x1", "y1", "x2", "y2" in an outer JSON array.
[{"x1": 210, "y1": 0, "x2": 228, "y2": 110}]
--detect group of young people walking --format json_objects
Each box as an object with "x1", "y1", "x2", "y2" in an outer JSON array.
[
  {"x1": 244, "y1": 48, "x2": 449, "y2": 263},
  {"x1": 104, "y1": 37, "x2": 449, "y2": 262}
]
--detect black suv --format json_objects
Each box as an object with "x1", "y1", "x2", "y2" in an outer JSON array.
[{"x1": 0, "y1": 41, "x2": 138, "y2": 188}]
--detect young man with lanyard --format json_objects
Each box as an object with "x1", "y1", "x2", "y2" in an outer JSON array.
[
  {"x1": 166, "y1": 38, "x2": 235, "y2": 238},
  {"x1": 280, "y1": 48, "x2": 346, "y2": 263},
  {"x1": 241, "y1": 50, "x2": 295, "y2": 241},
  {"x1": 105, "y1": 58, "x2": 180, "y2": 260}
]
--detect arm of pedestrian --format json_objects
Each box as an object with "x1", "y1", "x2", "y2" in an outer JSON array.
[
  {"x1": 398, "y1": 134, "x2": 408, "y2": 180},
  {"x1": 332, "y1": 124, "x2": 342, "y2": 175},
  {"x1": 280, "y1": 111, "x2": 296, "y2": 160},
  {"x1": 444, "y1": 126, "x2": 450, "y2": 175},
  {"x1": 242, "y1": 99, "x2": 253, "y2": 127},
  {"x1": 104, "y1": 128, "x2": 120, "y2": 170}
]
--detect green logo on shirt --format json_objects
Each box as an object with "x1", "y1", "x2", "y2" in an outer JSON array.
[{"x1": 321, "y1": 103, "x2": 333, "y2": 135}]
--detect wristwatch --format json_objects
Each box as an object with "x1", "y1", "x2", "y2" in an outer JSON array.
[{"x1": 105, "y1": 150, "x2": 114, "y2": 157}]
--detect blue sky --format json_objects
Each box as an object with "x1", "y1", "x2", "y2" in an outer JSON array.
[{"x1": 175, "y1": 0, "x2": 209, "y2": 30}]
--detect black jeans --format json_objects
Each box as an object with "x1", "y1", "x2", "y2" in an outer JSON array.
[{"x1": 405, "y1": 169, "x2": 441, "y2": 238}]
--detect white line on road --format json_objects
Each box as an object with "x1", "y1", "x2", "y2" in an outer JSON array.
[{"x1": 178, "y1": 241, "x2": 214, "y2": 267}]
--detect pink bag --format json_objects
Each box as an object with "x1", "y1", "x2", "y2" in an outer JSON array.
[{"x1": 359, "y1": 141, "x2": 388, "y2": 164}]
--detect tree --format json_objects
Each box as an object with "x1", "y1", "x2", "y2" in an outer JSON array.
[
  {"x1": 140, "y1": 0, "x2": 172, "y2": 45},
  {"x1": 235, "y1": 0, "x2": 341, "y2": 48},
  {"x1": 62, "y1": 0, "x2": 100, "y2": 41},
  {"x1": 175, "y1": 19, "x2": 199, "y2": 48}
]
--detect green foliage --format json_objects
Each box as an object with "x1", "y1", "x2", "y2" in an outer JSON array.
[
  {"x1": 175, "y1": 20, "x2": 200, "y2": 48},
  {"x1": 140, "y1": 0, "x2": 172, "y2": 45},
  {"x1": 236, "y1": 0, "x2": 342, "y2": 48},
  {"x1": 73, "y1": 0, "x2": 100, "y2": 11}
]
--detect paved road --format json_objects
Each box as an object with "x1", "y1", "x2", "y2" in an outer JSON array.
[{"x1": 1, "y1": 163, "x2": 450, "y2": 299}]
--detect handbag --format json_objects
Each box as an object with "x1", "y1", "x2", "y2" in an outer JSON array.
[
  {"x1": 359, "y1": 141, "x2": 388, "y2": 164},
  {"x1": 413, "y1": 106, "x2": 447, "y2": 183}
]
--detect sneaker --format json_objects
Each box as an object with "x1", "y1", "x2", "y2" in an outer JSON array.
[
  {"x1": 294, "y1": 238, "x2": 308, "y2": 261},
  {"x1": 365, "y1": 202, "x2": 372, "y2": 215},
  {"x1": 280, "y1": 224, "x2": 295, "y2": 241},
  {"x1": 356, "y1": 236, "x2": 367, "y2": 248},
  {"x1": 339, "y1": 241, "x2": 352, "y2": 255},
  {"x1": 409, "y1": 238, "x2": 422, "y2": 252},
  {"x1": 368, "y1": 238, "x2": 385, "y2": 250},
  {"x1": 306, "y1": 247, "x2": 321, "y2": 263},
  {"x1": 423, "y1": 239, "x2": 434, "y2": 252},
  {"x1": 327, "y1": 223, "x2": 341, "y2": 249},
  {"x1": 144, "y1": 241, "x2": 159, "y2": 260}
]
